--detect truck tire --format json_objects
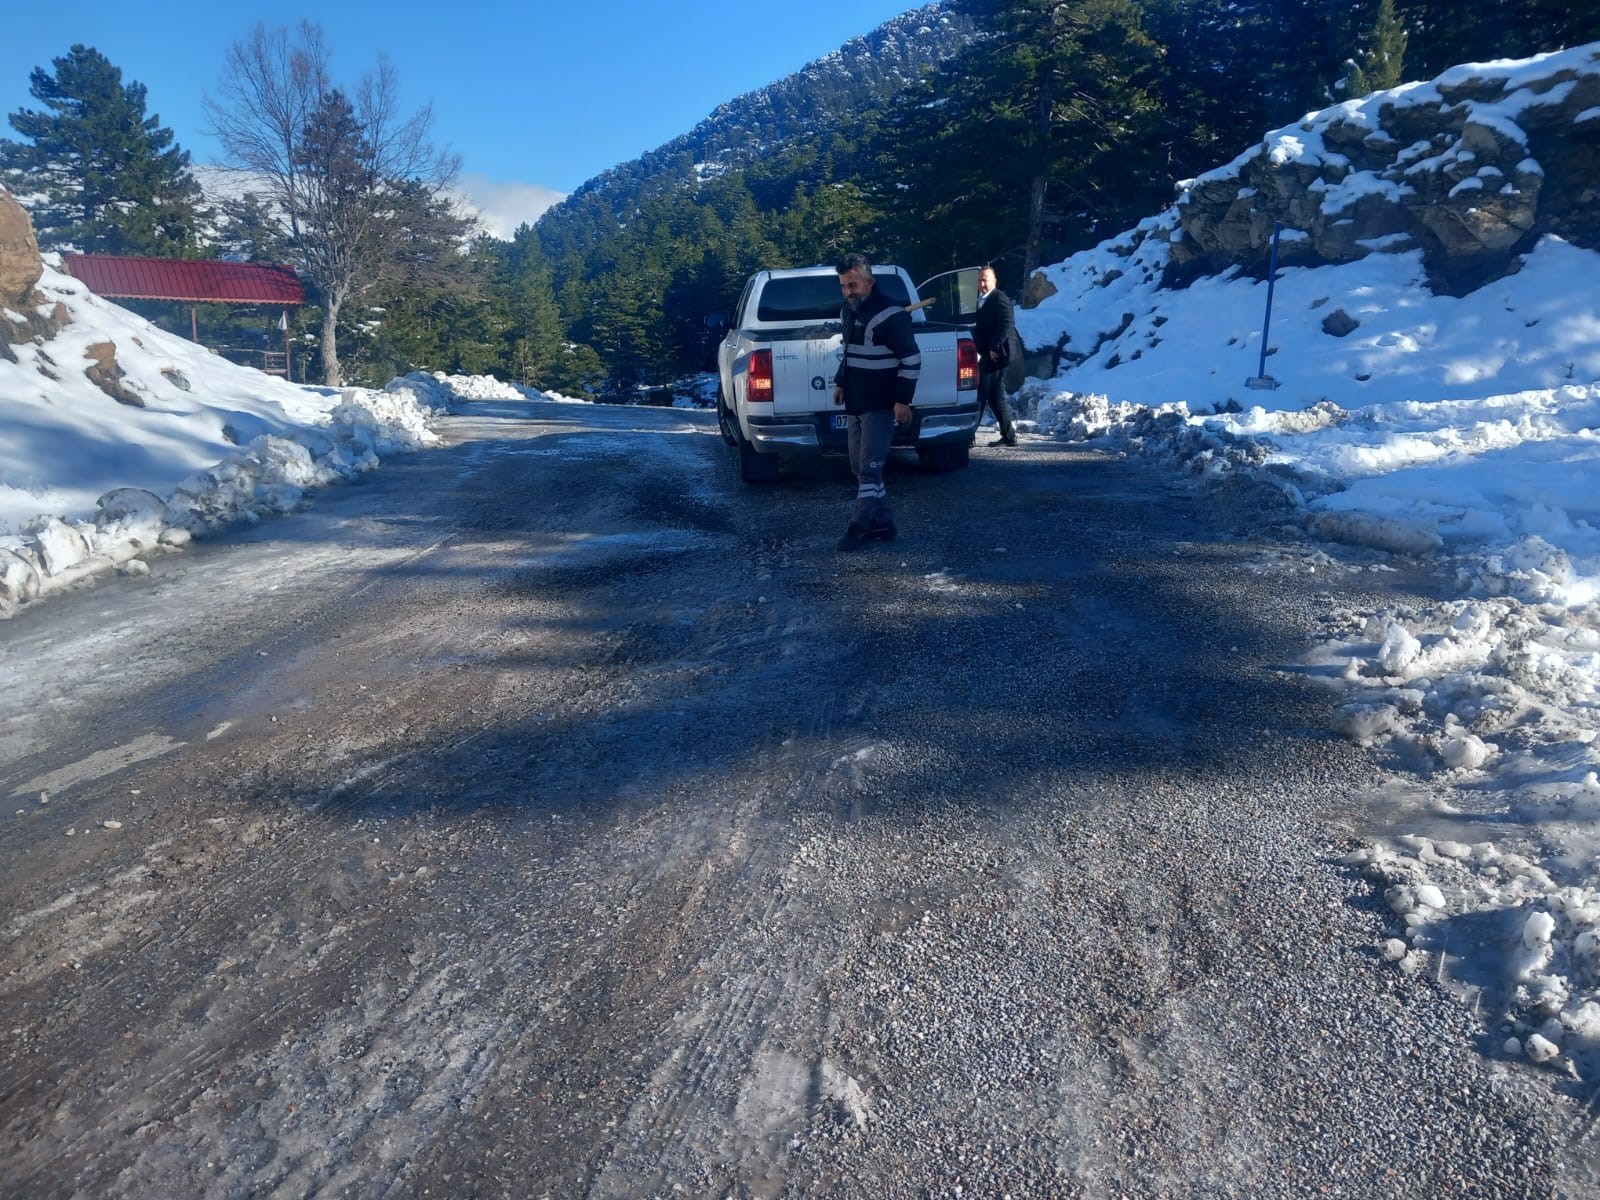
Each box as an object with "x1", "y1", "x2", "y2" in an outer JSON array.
[
  {"x1": 739, "y1": 436, "x2": 780, "y2": 484},
  {"x1": 716, "y1": 387, "x2": 739, "y2": 447},
  {"x1": 918, "y1": 441, "x2": 970, "y2": 472}
]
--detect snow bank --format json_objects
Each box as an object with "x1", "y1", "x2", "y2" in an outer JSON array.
[
  {"x1": 0, "y1": 264, "x2": 487, "y2": 619},
  {"x1": 415, "y1": 372, "x2": 584, "y2": 404},
  {"x1": 0, "y1": 379, "x2": 444, "y2": 618},
  {"x1": 1020, "y1": 232, "x2": 1600, "y2": 420},
  {"x1": 0, "y1": 257, "x2": 589, "y2": 622}
]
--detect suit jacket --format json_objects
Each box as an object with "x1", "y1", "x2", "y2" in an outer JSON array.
[{"x1": 973, "y1": 288, "x2": 1017, "y2": 375}]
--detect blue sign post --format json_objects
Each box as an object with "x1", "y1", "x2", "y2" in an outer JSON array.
[{"x1": 1247, "y1": 221, "x2": 1283, "y2": 390}]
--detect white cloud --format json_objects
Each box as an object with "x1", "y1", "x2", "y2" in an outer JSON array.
[
  {"x1": 191, "y1": 166, "x2": 564, "y2": 242},
  {"x1": 452, "y1": 173, "x2": 566, "y2": 240}
]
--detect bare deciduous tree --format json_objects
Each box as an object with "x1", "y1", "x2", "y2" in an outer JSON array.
[{"x1": 204, "y1": 22, "x2": 470, "y2": 384}]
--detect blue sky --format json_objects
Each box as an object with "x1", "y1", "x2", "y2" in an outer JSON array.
[{"x1": 4, "y1": 0, "x2": 929, "y2": 232}]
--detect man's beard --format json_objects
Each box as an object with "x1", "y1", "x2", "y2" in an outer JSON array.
[{"x1": 844, "y1": 295, "x2": 862, "y2": 312}]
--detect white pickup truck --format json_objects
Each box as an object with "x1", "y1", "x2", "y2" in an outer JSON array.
[{"x1": 712, "y1": 265, "x2": 981, "y2": 483}]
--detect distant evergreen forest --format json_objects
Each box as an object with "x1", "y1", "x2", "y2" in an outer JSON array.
[{"x1": 5, "y1": 0, "x2": 1597, "y2": 391}]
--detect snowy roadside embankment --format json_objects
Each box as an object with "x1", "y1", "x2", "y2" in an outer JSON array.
[
  {"x1": 427, "y1": 372, "x2": 586, "y2": 405},
  {"x1": 1017, "y1": 50, "x2": 1600, "y2": 1080},
  {"x1": 0, "y1": 262, "x2": 465, "y2": 619},
  {"x1": 1, "y1": 377, "x2": 444, "y2": 618},
  {"x1": 1033, "y1": 379, "x2": 1600, "y2": 1079}
]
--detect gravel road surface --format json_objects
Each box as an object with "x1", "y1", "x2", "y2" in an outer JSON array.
[{"x1": 1, "y1": 400, "x2": 1593, "y2": 1198}]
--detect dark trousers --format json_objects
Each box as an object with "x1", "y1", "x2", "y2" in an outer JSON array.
[
  {"x1": 979, "y1": 369, "x2": 1016, "y2": 442},
  {"x1": 846, "y1": 408, "x2": 895, "y2": 526}
]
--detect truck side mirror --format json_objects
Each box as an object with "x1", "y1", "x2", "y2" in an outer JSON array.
[{"x1": 704, "y1": 311, "x2": 730, "y2": 334}]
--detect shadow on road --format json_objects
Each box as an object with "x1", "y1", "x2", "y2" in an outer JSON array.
[{"x1": 167, "y1": 406, "x2": 1357, "y2": 837}]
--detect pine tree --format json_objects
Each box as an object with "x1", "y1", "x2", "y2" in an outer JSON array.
[
  {"x1": 500, "y1": 227, "x2": 568, "y2": 389},
  {"x1": 1392, "y1": 0, "x2": 1600, "y2": 77},
  {"x1": 213, "y1": 192, "x2": 293, "y2": 264},
  {"x1": 910, "y1": 0, "x2": 1164, "y2": 277},
  {"x1": 870, "y1": 49, "x2": 1018, "y2": 272},
  {"x1": 1346, "y1": 0, "x2": 1409, "y2": 97},
  {"x1": 355, "y1": 237, "x2": 506, "y2": 382},
  {"x1": 0, "y1": 44, "x2": 204, "y2": 256}
]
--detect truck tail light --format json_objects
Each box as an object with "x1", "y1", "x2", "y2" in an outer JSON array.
[
  {"x1": 957, "y1": 338, "x2": 979, "y2": 391},
  {"x1": 748, "y1": 349, "x2": 773, "y2": 403}
]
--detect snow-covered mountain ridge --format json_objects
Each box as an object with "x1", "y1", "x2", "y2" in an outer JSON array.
[{"x1": 546, "y1": 3, "x2": 974, "y2": 219}]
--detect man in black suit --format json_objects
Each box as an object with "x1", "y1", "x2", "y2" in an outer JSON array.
[{"x1": 972, "y1": 264, "x2": 1018, "y2": 447}]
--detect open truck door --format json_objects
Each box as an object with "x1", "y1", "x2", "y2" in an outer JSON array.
[
  {"x1": 918, "y1": 265, "x2": 1026, "y2": 391},
  {"x1": 915, "y1": 266, "x2": 982, "y2": 328}
]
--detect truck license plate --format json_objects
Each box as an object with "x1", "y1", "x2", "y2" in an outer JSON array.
[{"x1": 829, "y1": 414, "x2": 847, "y2": 431}]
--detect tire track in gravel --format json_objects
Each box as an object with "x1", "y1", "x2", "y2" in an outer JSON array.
[{"x1": 580, "y1": 725, "x2": 860, "y2": 1200}]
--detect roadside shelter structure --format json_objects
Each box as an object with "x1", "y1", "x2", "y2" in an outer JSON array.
[{"x1": 63, "y1": 254, "x2": 305, "y2": 380}]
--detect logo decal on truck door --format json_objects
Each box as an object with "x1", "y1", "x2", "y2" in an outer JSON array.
[{"x1": 811, "y1": 376, "x2": 827, "y2": 391}]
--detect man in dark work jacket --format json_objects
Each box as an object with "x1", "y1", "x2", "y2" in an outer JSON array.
[
  {"x1": 831, "y1": 252, "x2": 920, "y2": 551},
  {"x1": 973, "y1": 264, "x2": 1018, "y2": 446}
]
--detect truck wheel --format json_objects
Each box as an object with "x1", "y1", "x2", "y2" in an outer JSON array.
[
  {"x1": 716, "y1": 388, "x2": 739, "y2": 447},
  {"x1": 918, "y1": 441, "x2": 970, "y2": 472},
  {"x1": 739, "y1": 437, "x2": 780, "y2": 484}
]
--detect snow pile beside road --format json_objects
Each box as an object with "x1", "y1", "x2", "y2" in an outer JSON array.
[
  {"x1": 404, "y1": 371, "x2": 586, "y2": 405},
  {"x1": 0, "y1": 386, "x2": 440, "y2": 618},
  {"x1": 1034, "y1": 376, "x2": 1600, "y2": 1073},
  {"x1": 0, "y1": 265, "x2": 452, "y2": 618},
  {"x1": 1021, "y1": 230, "x2": 1600, "y2": 423},
  {"x1": 674, "y1": 373, "x2": 720, "y2": 409}
]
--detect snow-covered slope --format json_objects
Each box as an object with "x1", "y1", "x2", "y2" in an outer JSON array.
[
  {"x1": 1018, "y1": 46, "x2": 1600, "y2": 1081},
  {"x1": 0, "y1": 259, "x2": 447, "y2": 617}
]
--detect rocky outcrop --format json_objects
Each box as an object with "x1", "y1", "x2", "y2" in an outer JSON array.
[
  {"x1": 83, "y1": 340, "x2": 145, "y2": 406},
  {"x1": 1021, "y1": 270, "x2": 1058, "y2": 308},
  {"x1": 0, "y1": 183, "x2": 69, "y2": 359},
  {"x1": 0, "y1": 184, "x2": 42, "y2": 301},
  {"x1": 1168, "y1": 45, "x2": 1600, "y2": 294},
  {"x1": 1321, "y1": 308, "x2": 1360, "y2": 337}
]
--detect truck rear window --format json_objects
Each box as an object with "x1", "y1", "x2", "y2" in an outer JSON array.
[{"x1": 755, "y1": 272, "x2": 912, "y2": 323}]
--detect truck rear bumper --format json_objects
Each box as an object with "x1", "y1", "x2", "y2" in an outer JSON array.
[
  {"x1": 746, "y1": 404, "x2": 979, "y2": 455},
  {"x1": 915, "y1": 410, "x2": 979, "y2": 440},
  {"x1": 748, "y1": 422, "x2": 823, "y2": 450}
]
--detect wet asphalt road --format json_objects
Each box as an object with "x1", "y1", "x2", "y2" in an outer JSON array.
[{"x1": 0, "y1": 399, "x2": 1592, "y2": 1198}]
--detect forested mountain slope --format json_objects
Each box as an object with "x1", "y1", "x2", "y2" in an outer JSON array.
[{"x1": 540, "y1": 5, "x2": 975, "y2": 233}]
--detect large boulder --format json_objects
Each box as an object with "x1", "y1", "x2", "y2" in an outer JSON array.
[
  {"x1": 0, "y1": 184, "x2": 68, "y2": 359},
  {"x1": 1167, "y1": 46, "x2": 1600, "y2": 293},
  {"x1": 0, "y1": 183, "x2": 42, "y2": 305}
]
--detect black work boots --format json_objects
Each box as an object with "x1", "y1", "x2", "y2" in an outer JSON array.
[
  {"x1": 836, "y1": 521, "x2": 869, "y2": 551},
  {"x1": 836, "y1": 517, "x2": 896, "y2": 551}
]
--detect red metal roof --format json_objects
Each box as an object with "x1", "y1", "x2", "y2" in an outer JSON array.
[{"x1": 63, "y1": 255, "x2": 305, "y2": 305}]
